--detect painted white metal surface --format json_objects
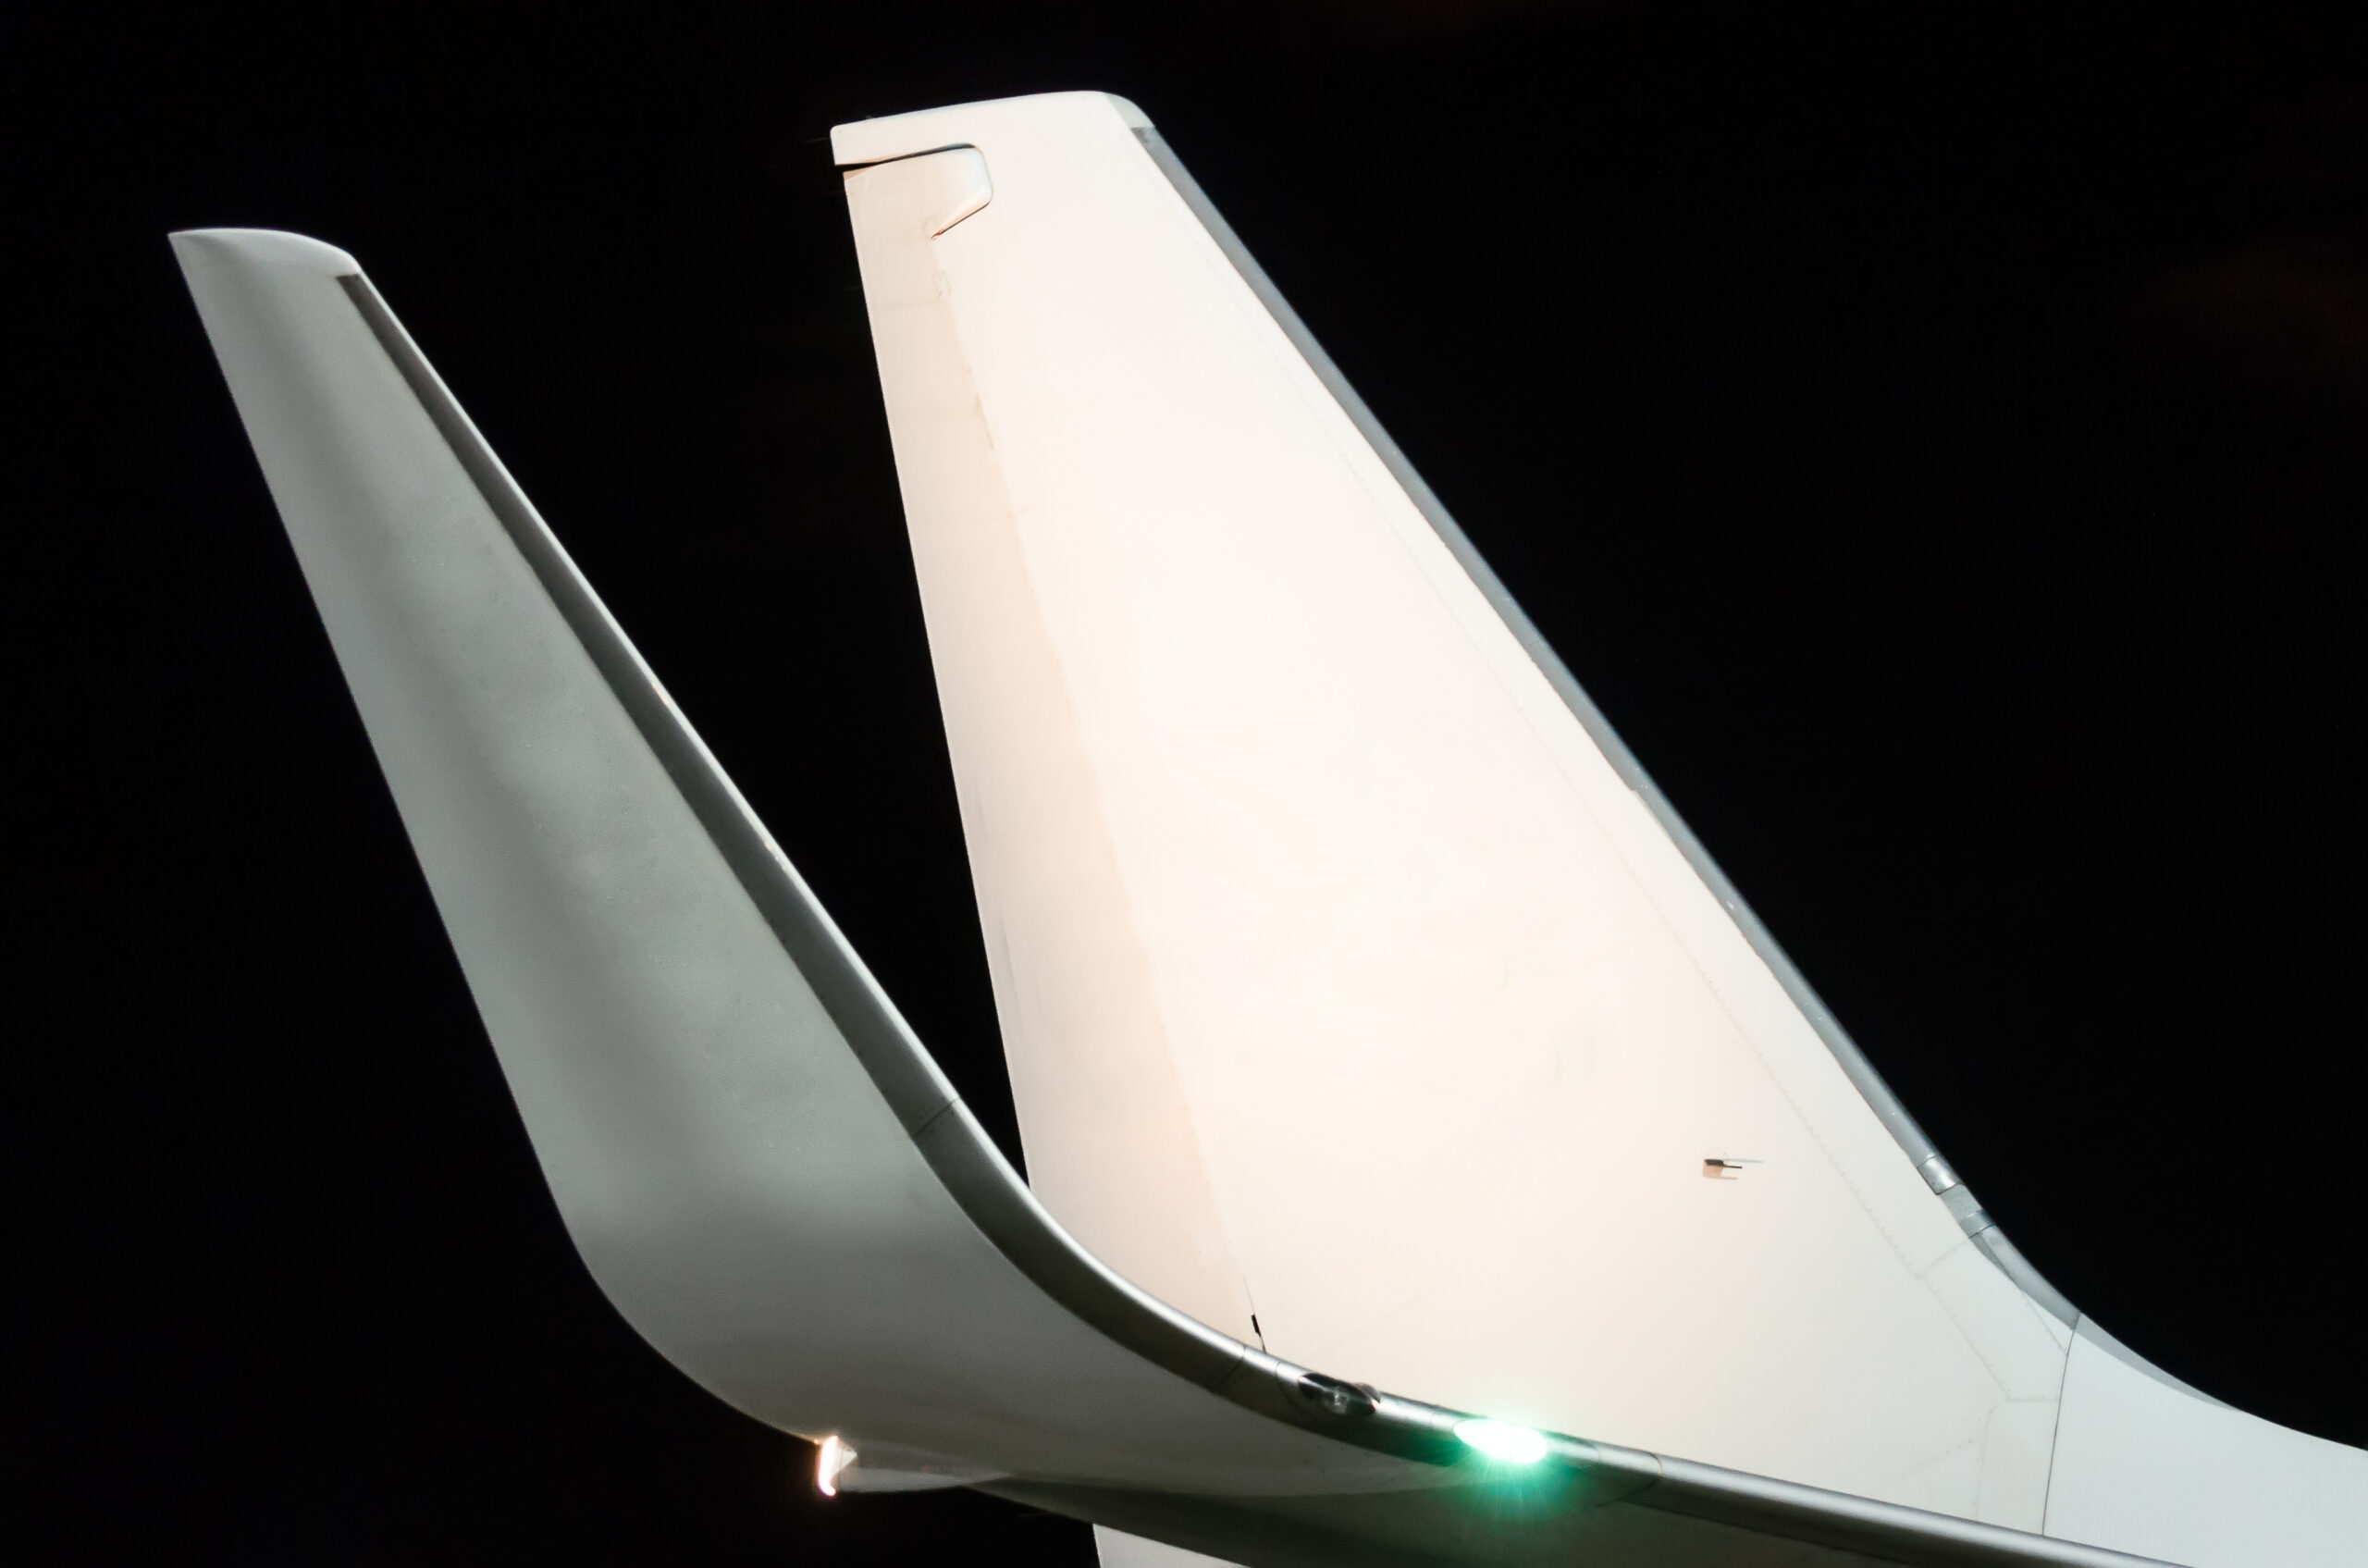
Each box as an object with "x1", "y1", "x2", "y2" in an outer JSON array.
[
  {"x1": 166, "y1": 88, "x2": 2362, "y2": 1566},
  {"x1": 174, "y1": 221, "x2": 2181, "y2": 1568},
  {"x1": 843, "y1": 132, "x2": 1257, "y2": 1346},
  {"x1": 2047, "y1": 1325, "x2": 2368, "y2": 1565},
  {"x1": 837, "y1": 93, "x2": 2366, "y2": 1566}
]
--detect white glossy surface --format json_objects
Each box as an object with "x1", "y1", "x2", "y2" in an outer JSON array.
[
  {"x1": 179, "y1": 217, "x2": 2166, "y2": 1568},
  {"x1": 2048, "y1": 1325, "x2": 2368, "y2": 1566},
  {"x1": 841, "y1": 92, "x2": 2364, "y2": 1564},
  {"x1": 165, "y1": 87, "x2": 2363, "y2": 1562}
]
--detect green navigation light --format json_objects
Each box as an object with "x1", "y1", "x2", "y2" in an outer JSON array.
[{"x1": 1453, "y1": 1417, "x2": 1548, "y2": 1464}]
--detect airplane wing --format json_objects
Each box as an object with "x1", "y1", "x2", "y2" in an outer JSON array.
[
  {"x1": 176, "y1": 226, "x2": 2166, "y2": 1566},
  {"x1": 170, "y1": 91, "x2": 2356, "y2": 1568},
  {"x1": 830, "y1": 93, "x2": 2366, "y2": 1568}
]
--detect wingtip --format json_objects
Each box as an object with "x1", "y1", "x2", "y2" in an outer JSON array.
[{"x1": 169, "y1": 228, "x2": 362, "y2": 278}]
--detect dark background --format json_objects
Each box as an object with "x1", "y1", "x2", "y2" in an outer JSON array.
[{"x1": 14, "y1": 3, "x2": 2365, "y2": 1562}]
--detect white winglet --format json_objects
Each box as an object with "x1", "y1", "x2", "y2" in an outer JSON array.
[
  {"x1": 836, "y1": 93, "x2": 2364, "y2": 1568},
  {"x1": 171, "y1": 88, "x2": 2330, "y2": 1562}
]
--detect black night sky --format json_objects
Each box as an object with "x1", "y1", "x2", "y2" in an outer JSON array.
[{"x1": 17, "y1": 5, "x2": 2366, "y2": 1562}]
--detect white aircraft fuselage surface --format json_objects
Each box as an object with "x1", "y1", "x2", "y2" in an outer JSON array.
[{"x1": 175, "y1": 91, "x2": 2362, "y2": 1568}]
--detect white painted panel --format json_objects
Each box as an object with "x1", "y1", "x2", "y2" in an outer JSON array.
[
  {"x1": 842, "y1": 148, "x2": 1256, "y2": 1340},
  {"x1": 842, "y1": 93, "x2": 2043, "y2": 1514},
  {"x1": 837, "y1": 92, "x2": 2366, "y2": 1561},
  {"x1": 2047, "y1": 1324, "x2": 2368, "y2": 1566},
  {"x1": 182, "y1": 192, "x2": 2320, "y2": 1567}
]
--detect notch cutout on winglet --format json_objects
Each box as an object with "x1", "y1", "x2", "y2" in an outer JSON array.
[
  {"x1": 836, "y1": 144, "x2": 993, "y2": 238},
  {"x1": 894, "y1": 145, "x2": 993, "y2": 237}
]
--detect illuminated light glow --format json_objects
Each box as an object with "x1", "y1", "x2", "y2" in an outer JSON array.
[
  {"x1": 816, "y1": 1433, "x2": 857, "y2": 1497},
  {"x1": 1453, "y1": 1418, "x2": 1550, "y2": 1464}
]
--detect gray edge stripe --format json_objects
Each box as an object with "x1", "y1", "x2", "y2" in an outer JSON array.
[
  {"x1": 332, "y1": 258, "x2": 2174, "y2": 1566},
  {"x1": 1128, "y1": 127, "x2": 2086, "y2": 1331}
]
